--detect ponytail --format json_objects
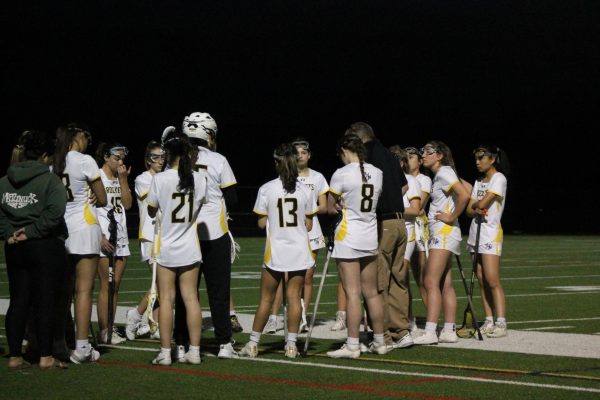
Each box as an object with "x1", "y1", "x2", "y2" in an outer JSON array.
[
  {"x1": 337, "y1": 134, "x2": 368, "y2": 182},
  {"x1": 163, "y1": 128, "x2": 194, "y2": 193},
  {"x1": 273, "y1": 143, "x2": 298, "y2": 193}
]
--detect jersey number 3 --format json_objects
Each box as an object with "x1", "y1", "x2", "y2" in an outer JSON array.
[
  {"x1": 171, "y1": 193, "x2": 194, "y2": 223},
  {"x1": 276, "y1": 198, "x2": 298, "y2": 227}
]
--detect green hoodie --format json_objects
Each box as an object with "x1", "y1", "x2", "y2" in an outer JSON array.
[{"x1": 0, "y1": 160, "x2": 68, "y2": 241}]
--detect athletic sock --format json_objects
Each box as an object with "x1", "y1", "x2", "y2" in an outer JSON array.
[
  {"x1": 373, "y1": 333, "x2": 384, "y2": 344},
  {"x1": 230, "y1": 310, "x2": 237, "y2": 317},
  {"x1": 287, "y1": 333, "x2": 297, "y2": 346},
  {"x1": 268, "y1": 314, "x2": 277, "y2": 322},
  {"x1": 443, "y1": 323, "x2": 456, "y2": 332},
  {"x1": 425, "y1": 322, "x2": 437, "y2": 333},
  {"x1": 485, "y1": 316, "x2": 494, "y2": 324},
  {"x1": 133, "y1": 308, "x2": 144, "y2": 318},
  {"x1": 346, "y1": 337, "x2": 360, "y2": 350},
  {"x1": 250, "y1": 331, "x2": 262, "y2": 345},
  {"x1": 188, "y1": 345, "x2": 200, "y2": 355},
  {"x1": 76, "y1": 340, "x2": 90, "y2": 351},
  {"x1": 496, "y1": 317, "x2": 506, "y2": 327},
  {"x1": 160, "y1": 347, "x2": 171, "y2": 355}
]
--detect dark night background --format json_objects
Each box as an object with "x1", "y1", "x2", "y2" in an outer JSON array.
[{"x1": 2, "y1": 1, "x2": 598, "y2": 235}]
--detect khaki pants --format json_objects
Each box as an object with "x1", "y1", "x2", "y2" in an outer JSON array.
[{"x1": 376, "y1": 218, "x2": 409, "y2": 342}]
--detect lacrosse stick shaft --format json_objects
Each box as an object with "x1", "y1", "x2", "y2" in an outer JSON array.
[
  {"x1": 282, "y1": 273, "x2": 288, "y2": 341},
  {"x1": 147, "y1": 212, "x2": 161, "y2": 332},
  {"x1": 455, "y1": 255, "x2": 483, "y2": 340},
  {"x1": 303, "y1": 250, "x2": 331, "y2": 355},
  {"x1": 107, "y1": 210, "x2": 118, "y2": 344}
]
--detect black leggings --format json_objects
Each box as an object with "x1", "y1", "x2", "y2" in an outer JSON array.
[
  {"x1": 5, "y1": 237, "x2": 66, "y2": 357},
  {"x1": 175, "y1": 233, "x2": 232, "y2": 345}
]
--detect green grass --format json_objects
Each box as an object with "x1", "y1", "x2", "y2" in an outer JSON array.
[{"x1": 2, "y1": 235, "x2": 600, "y2": 399}]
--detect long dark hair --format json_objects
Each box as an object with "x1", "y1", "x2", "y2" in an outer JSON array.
[
  {"x1": 273, "y1": 143, "x2": 298, "y2": 193},
  {"x1": 337, "y1": 134, "x2": 368, "y2": 182},
  {"x1": 53, "y1": 122, "x2": 89, "y2": 176},
  {"x1": 424, "y1": 140, "x2": 459, "y2": 176},
  {"x1": 163, "y1": 129, "x2": 195, "y2": 193},
  {"x1": 474, "y1": 143, "x2": 510, "y2": 178},
  {"x1": 389, "y1": 145, "x2": 409, "y2": 174}
]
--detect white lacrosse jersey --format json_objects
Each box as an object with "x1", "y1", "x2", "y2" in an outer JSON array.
[
  {"x1": 298, "y1": 168, "x2": 329, "y2": 241},
  {"x1": 147, "y1": 169, "x2": 207, "y2": 268},
  {"x1": 135, "y1": 171, "x2": 155, "y2": 241},
  {"x1": 62, "y1": 151, "x2": 101, "y2": 232},
  {"x1": 467, "y1": 172, "x2": 507, "y2": 251},
  {"x1": 428, "y1": 165, "x2": 462, "y2": 245},
  {"x1": 195, "y1": 146, "x2": 237, "y2": 241},
  {"x1": 329, "y1": 162, "x2": 383, "y2": 252},
  {"x1": 97, "y1": 169, "x2": 128, "y2": 245},
  {"x1": 253, "y1": 178, "x2": 317, "y2": 272},
  {"x1": 404, "y1": 174, "x2": 421, "y2": 242}
]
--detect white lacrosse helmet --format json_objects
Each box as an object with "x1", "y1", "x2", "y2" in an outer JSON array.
[{"x1": 182, "y1": 112, "x2": 217, "y2": 141}]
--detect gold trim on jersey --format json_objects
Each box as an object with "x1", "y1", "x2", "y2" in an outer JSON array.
[
  {"x1": 219, "y1": 202, "x2": 229, "y2": 234},
  {"x1": 263, "y1": 236, "x2": 271, "y2": 264},
  {"x1": 83, "y1": 185, "x2": 98, "y2": 225},
  {"x1": 335, "y1": 209, "x2": 348, "y2": 242},
  {"x1": 253, "y1": 209, "x2": 268, "y2": 216},
  {"x1": 220, "y1": 181, "x2": 237, "y2": 189}
]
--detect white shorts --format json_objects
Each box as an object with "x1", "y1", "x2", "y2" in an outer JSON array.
[
  {"x1": 332, "y1": 241, "x2": 378, "y2": 260},
  {"x1": 415, "y1": 238, "x2": 428, "y2": 252},
  {"x1": 309, "y1": 236, "x2": 326, "y2": 251},
  {"x1": 140, "y1": 240, "x2": 152, "y2": 262},
  {"x1": 100, "y1": 242, "x2": 131, "y2": 258},
  {"x1": 65, "y1": 224, "x2": 101, "y2": 255},
  {"x1": 404, "y1": 240, "x2": 416, "y2": 261},
  {"x1": 467, "y1": 241, "x2": 503, "y2": 256},
  {"x1": 428, "y1": 234, "x2": 461, "y2": 255}
]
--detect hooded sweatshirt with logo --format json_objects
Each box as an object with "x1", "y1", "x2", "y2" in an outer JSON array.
[{"x1": 0, "y1": 161, "x2": 67, "y2": 241}]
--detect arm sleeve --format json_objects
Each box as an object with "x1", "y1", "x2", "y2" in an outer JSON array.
[
  {"x1": 24, "y1": 175, "x2": 67, "y2": 239},
  {"x1": 82, "y1": 155, "x2": 101, "y2": 182},
  {"x1": 329, "y1": 170, "x2": 344, "y2": 196},
  {"x1": 305, "y1": 188, "x2": 318, "y2": 216},
  {"x1": 488, "y1": 173, "x2": 507, "y2": 198},
  {"x1": 146, "y1": 175, "x2": 159, "y2": 208},
  {"x1": 253, "y1": 185, "x2": 268, "y2": 215},
  {"x1": 316, "y1": 173, "x2": 330, "y2": 196},
  {"x1": 219, "y1": 157, "x2": 237, "y2": 189},
  {"x1": 0, "y1": 206, "x2": 14, "y2": 241}
]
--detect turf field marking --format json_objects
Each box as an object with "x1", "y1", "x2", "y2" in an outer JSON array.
[
  {"x1": 95, "y1": 345, "x2": 600, "y2": 391},
  {"x1": 521, "y1": 326, "x2": 574, "y2": 331},
  {"x1": 99, "y1": 359, "x2": 465, "y2": 400},
  {"x1": 509, "y1": 317, "x2": 600, "y2": 325}
]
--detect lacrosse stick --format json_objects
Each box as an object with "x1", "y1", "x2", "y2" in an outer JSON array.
[
  {"x1": 457, "y1": 215, "x2": 483, "y2": 339},
  {"x1": 302, "y1": 241, "x2": 333, "y2": 357},
  {"x1": 107, "y1": 209, "x2": 118, "y2": 344},
  {"x1": 454, "y1": 238, "x2": 483, "y2": 340},
  {"x1": 282, "y1": 273, "x2": 288, "y2": 342},
  {"x1": 146, "y1": 211, "x2": 161, "y2": 334}
]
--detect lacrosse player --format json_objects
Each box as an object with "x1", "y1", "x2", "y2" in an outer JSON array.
[
  {"x1": 52, "y1": 123, "x2": 107, "y2": 363},
  {"x1": 264, "y1": 138, "x2": 329, "y2": 334},
  {"x1": 466, "y1": 144, "x2": 509, "y2": 338},
  {"x1": 125, "y1": 141, "x2": 164, "y2": 340},
  {"x1": 239, "y1": 143, "x2": 317, "y2": 359},
  {"x1": 148, "y1": 129, "x2": 207, "y2": 366},
  {"x1": 94, "y1": 143, "x2": 132, "y2": 345},
  {"x1": 326, "y1": 134, "x2": 386, "y2": 359},
  {"x1": 413, "y1": 141, "x2": 469, "y2": 345},
  {"x1": 172, "y1": 112, "x2": 240, "y2": 360}
]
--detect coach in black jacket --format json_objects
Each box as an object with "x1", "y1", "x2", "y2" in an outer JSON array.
[{"x1": 345, "y1": 122, "x2": 413, "y2": 349}]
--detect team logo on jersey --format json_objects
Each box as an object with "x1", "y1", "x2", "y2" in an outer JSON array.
[{"x1": 2, "y1": 192, "x2": 39, "y2": 209}]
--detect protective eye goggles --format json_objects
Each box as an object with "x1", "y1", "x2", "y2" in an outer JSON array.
[
  {"x1": 420, "y1": 146, "x2": 438, "y2": 156},
  {"x1": 405, "y1": 147, "x2": 422, "y2": 157},
  {"x1": 147, "y1": 150, "x2": 165, "y2": 163},
  {"x1": 473, "y1": 149, "x2": 495, "y2": 160},
  {"x1": 291, "y1": 140, "x2": 310, "y2": 150}
]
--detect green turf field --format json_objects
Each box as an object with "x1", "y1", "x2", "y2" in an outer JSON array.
[{"x1": 2, "y1": 235, "x2": 600, "y2": 399}]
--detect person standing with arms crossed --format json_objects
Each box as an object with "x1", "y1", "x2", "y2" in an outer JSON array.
[{"x1": 345, "y1": 122, "x2": 412, "y2": 350}]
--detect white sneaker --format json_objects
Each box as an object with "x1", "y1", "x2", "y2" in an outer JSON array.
[
  {"x1": 327, "y1": 344, "x2": 360, "y2": 359},
  {"x1": 176, "y1": 345, "x2": 186, "y2": 363},
  {"x1": 411, "y1": 326, "x2": 425, "y2": 338},
  {"x1": 438, "y1": 330, "x2": 458, "y2": 343},
  {"x1": 330, "y1": 311, "x2": 346, "y2": 331},
  {"x1": 359, "y1": 342, "x2": 369, "y2": 353},
  {"x1": 393, "y1": 332, "x2": 414, "y2": 349},
  {"x1": 480, "y1": 320, "x2": 495, "y2": 335},
  {"x1": 239, "y1": 342, "x2": 258, "y2": 358},
  {"x1": 413, "y1": 331, "x2": 438, "y2": 345},
  {"x1": 264, "y1": 318, "x2": 278, "y2": 334},
  {"x1": 98, "y1": 328, "x2": 126, "y2": 345},
  {"x1": 70, "y1": 346, "x2": 100, "y2": 364},
  {"x1": 487, "y1": 324, "x2": 507, "y2": 338},
  {"x1": 152, "y1": 352, "x2": 172, "y2": 366},
  {"x1": 184, "y1": 351, "x2": 201, "y2": 365},
  {"x1": 368, "y1": 341, "x2": 389, "y2": 355},
  {"x1": 218, "y1": 342, "x2": 239, "y2": 359},
  {"x1": 284, "y1": 343, "x2": 298, "y2": 358},
  {"x1": 137, "y1": 323, "x2": 151, "y2": 337},
  {"x1": 125, "y1": 309, "x2": 142, "y2": 340}
]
